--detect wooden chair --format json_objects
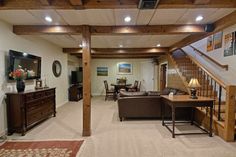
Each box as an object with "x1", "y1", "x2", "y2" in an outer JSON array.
[
  {"x1": 137, "y1": 81, "x2": 141, "y2": 91},
  {"x1": 126, "y1": 80, "x2": 139, "y2": 92},
  {"x1": 104, "y1": 80, "x2": 116, "y2": 101}
]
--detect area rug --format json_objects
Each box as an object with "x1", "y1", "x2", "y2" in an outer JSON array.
[{"x1": 0, "y1": 140, "x2": 84, "y2": 157}]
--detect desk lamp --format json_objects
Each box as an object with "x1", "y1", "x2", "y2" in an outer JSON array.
[{"x1": 188, "y1": 78, "x2": 201, "y2": 99}]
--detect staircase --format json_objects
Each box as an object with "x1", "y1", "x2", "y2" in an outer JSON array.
[{"x1": 168, "y1": 48, "x2": 236, "y2": 141}]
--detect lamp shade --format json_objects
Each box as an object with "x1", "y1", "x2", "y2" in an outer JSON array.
[{"x1": 188, "y1": 78, "x2": 201, "y2": 88}]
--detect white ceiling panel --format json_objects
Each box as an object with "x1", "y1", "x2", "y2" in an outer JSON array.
[
  {"x1": 90, "y1": 35, "x2": 189, "y2": 48},
  {"x1": 28, "y1": 10, "x2": 67, "y2": 25},
  {"x1": 149, "y1": 9, "x2": 187, "y2": 25},
  {"x1": 114, "y1": 9, "x2": 139, "y2": 25},
  {"x1": 57, "y1": 9, "x2": 115, "y2": 25},
  {"x1": 40, "y1": 35, "x2": 79, "y2": 47},
  {"x1": 0, "y1": 10, "x2": 42, "y2": 25},
  {"x1": 136, "y1": 9, "x2": 155, "y2": 25},
  {"x1": 150, "y1": 35, "x2": 189, "y2": 47},
  {"x1": 206, "y1": 8, "x2": 236, "y2": 24},
  {"x1": 176, "y1": 8, "x2": 218, "y2": 24}
]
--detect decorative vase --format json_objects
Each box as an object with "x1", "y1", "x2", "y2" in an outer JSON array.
[{"x1": 16, "y1": 80, "x2": 25, "y2": 93}]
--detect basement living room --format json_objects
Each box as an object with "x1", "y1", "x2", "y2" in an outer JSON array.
[{"x1": 0, "y1": 0, "x2": 236, "y2": 157}]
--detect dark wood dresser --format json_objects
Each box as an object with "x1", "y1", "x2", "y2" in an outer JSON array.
[{"x1": 6, "y1": 88, "x2": 56, "y2": 136}]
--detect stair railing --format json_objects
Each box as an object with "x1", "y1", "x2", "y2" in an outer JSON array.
[
  {"x1": 179, "y1": 48, "x2": 226, "y2": 121},
  {"x1": 175, "y1": 49, "x2": 236, "y2": 141},
  {"x1": 190, "y1": 45, "x2": 228, "y2": 71}
]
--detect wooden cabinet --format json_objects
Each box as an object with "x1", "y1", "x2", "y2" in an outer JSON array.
[
  {"x1": 69, "y1": 84, "x2": 83, "y2": 101},
  {"x1": 6, "y1": 88, "x2": 56, "y2": 136}
]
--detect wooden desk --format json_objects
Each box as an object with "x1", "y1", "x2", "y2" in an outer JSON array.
[{"x1": 161, "y1": 95, "x2": 214, "y2": 138}]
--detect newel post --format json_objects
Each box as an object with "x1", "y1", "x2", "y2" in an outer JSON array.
[{"x1": 224, "y1": 85, "x2": 236, "y2": 141}]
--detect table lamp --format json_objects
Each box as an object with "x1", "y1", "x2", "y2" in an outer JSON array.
[{"x1": 188, "y1": 78, "x2": 201, "y2": 99}]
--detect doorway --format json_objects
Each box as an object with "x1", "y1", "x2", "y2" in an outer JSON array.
[
  {"x1": 160, "y1": 63, "x2": 167, "y2": 91},
  {"x1": 140, "y1": 61, "x2": 154, "y2": 91}
]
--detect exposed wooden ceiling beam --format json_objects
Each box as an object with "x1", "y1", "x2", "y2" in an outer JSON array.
[
  {"x1": 193, "y1": 0, "x2": 211, "y2": 5},
  {"x1": 170, "y1": 10, "x2": 236, "y2": 52},
  {"x1": 69, "y1": 0, "x2": 83, "y2": 6},
  {"x1": 13, "y1": 25, "x2": 205, "y2": 35},
  {"x1": 91, "y1": 55, "x2": 160, "y2": 59},
  {"x1": 0, "y1": 0, "x2": 234, "y2": 9},
  {"x1": 63, "y1": 47, "x2": 169, "y2": 55},
  {"x1": 74, "y1": 54, "x2": 161, "y2": 59},
  {"x1": 91, "y1": 25, "x2": 205, "y2": 35},
  {"x1": 40, "y1": 0, "x2": 52, "y2": 5},
  {"x1": 13, "y1": 25, "x2": 82, "y2": 35}
]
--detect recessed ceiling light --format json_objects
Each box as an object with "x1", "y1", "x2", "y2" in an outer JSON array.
[
  {"x1": 45, "y1": 16, "x2": 52, "y2": 23},
  {"x1": 124, "y1": 16, "x2": 131, "y2": 22},
  {"x1": 119, "y1": 44, "x2": 123, "y2": 48},
  {"x1": 156, "y1": 44, "x2": 161, "y2": 47},
  {"x1": 195, "y1": 15, "x2": 203, "y2": 22}
]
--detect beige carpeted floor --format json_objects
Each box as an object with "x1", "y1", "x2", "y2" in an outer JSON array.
[{"x1": 7, "y1": 96, "x2": 236, "y2": 157}]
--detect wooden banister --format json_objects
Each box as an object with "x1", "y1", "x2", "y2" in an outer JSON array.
[
  {"x1": 190, "y1": 45, "x2": 228, "y2": 71},
  {"x1": 180, "y1": 48, "x2": 227, "y2": 89}
]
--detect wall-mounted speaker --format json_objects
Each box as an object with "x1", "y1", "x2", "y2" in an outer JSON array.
[{"x1": 204, "y1": 24, "x2": 215, "y2": 32}]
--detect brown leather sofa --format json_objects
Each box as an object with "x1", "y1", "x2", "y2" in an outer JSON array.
[{"x1": 117, "y1": 88, "x2": 190, "y2": 121}]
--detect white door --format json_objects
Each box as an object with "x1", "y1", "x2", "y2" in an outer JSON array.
[{"x1": 140, "y1": 61, "x2": 154, "y2": 91}]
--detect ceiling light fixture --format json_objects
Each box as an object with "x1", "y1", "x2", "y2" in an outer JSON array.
[
  {"x1": 195, "y1": 15, "x2": 203, "y2": 22},
  {"x1": 156, "y1": 44, "x2": 161, "y2": 47},
  {"x1": 45, "y1": 16, "x2": 52, "y2": 23},
  {"x1": 124, "y1": 16, "x2": 131, "y2": 22},
  {"x1": 119, "y1": 44, "x2": 123, "y2": 48}
]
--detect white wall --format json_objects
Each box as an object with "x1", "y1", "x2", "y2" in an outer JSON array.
[
  {"x1": 91, "y1": 58, "x2": 155, "y2": 95},
  {"x1": 0, "y1": 20, "x2": 68, "y2": 136},
  {"x1": 183, "y1": 24, "x2": 236, "y2": 85}
]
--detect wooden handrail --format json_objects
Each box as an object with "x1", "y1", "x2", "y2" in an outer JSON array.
[
  {"x1": 190, "y1": 45, "x2": 228, "y2": 71},
  {"x1": 180, "y1": 48, "x2": 227, "y2": 89}
]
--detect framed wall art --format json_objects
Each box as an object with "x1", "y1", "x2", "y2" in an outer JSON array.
[
  {"x1": 97, "y1": 67, "x2": 108, "y2": 76},
  {"x1": 207, "y1": 35, "x2": 214, "y2": 52},
  {"x1": 213, "y1": 31, "x2": 223, "y2": 49},
  {"x1": 224, "y1": 32, "x2": 234, "y2": 57},
  {"x1": 117, "y1": 63, "x2": 132, "y2": 75}
]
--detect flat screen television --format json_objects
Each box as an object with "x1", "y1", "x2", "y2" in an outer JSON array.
[
  {"x1": 9, "y1": 50, "x2": 41, "y2": 80},
  {"x1": 71, "y1": 67, "x2": 82, "y2": 84}
]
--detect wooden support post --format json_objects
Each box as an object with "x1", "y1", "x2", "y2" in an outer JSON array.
[
  {"x1": 224, "y1": 85, "x2": 236, "y2": 141},
  {"x1": 82, "y1": 25, "x2": 91, "y2": 136}
]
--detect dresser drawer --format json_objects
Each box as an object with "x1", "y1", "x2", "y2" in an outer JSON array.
[
  {"x1": 25, "y1": 93, "x2": 35, "y2": 102},
  {"x1": 45, "y1": 89, "x2": 55, "y2": 96},
  {"x1": 26, "y1": 105, "x2": 54, "y2": 126},
  {"x1": 34, "y1": 91, "x2": 45, "y2": 99}
]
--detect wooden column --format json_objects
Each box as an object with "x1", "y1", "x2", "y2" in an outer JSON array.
[
  {"x1": 82, "y1": 25, "x2": 91, "y2": 136},
  {"x1": 224, "y1": 85, "x2": 236, "y2": 141}
]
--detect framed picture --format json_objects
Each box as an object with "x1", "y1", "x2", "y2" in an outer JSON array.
[
  {"x1": 97, "y1": 67, "x2": 108, "y2": 76},
  {"x1": 224, "y1": 32, "x2": 234, "y2": 57},
  {"x1": 213, "y1": 31, "x2": 223, "y2": 49},
  {"x1": 207, "y1": 35, "x2": 213, "y2": 52},
  {"x1": 117, "y1": 63, "x2": 132, "y2": 75}
]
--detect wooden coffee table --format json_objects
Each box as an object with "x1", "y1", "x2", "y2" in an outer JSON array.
[{"x1": 161, "y1": 95, "x2": 214, "y2": 138}]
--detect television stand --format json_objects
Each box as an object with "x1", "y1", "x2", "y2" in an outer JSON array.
[{"x1": 69, "y1": 84, "x2": 83, "y2": 101}]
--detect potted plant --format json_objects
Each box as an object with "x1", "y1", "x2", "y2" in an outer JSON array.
[{"x1": 9, "y1": 65, "x2": 27, "y2": 92}]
